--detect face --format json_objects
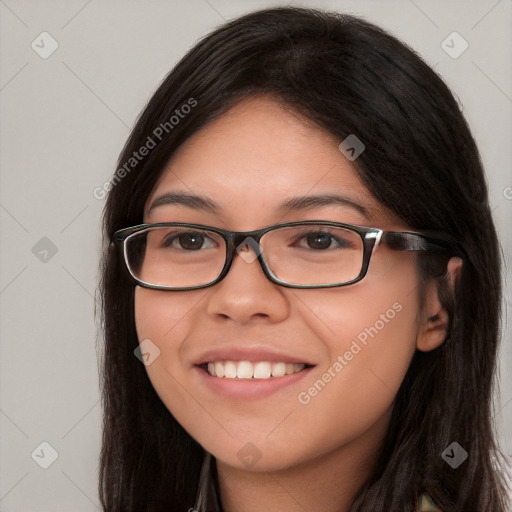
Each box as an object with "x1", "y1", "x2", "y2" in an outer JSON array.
[{"x1": 134, "y1": 95, "x2": 426, "y2": 473}]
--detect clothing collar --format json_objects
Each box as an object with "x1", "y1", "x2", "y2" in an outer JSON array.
[{"x1": 193, "y1": 451, "x2": 222, "y2": 512}]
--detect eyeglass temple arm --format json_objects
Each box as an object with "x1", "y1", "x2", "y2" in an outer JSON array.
[{"x1": 380, "y1": 231, "x2": 456, "y2": 253}]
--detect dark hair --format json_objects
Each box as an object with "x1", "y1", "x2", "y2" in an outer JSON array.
[{"x1": 98, "y1": 6, "x2": 509, "y2": 511}]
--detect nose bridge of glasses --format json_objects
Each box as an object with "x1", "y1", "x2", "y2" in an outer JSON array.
[{"x1": 230, "y1": 232, "x2": 264, "y2": 263}]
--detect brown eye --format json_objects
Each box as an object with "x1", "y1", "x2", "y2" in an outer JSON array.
[
  {"x1": 162, "y1": 231, "x2": 214, "y2": 250},
  {"x1": 178, "y1": 232, "x2": 205, "y2": 250},
  {"x1": 305, "y1": 232, "x2": 333, "y2": 250},
  {"x1": 296, "y1": 230, "x2": 352, "y2": 250}
]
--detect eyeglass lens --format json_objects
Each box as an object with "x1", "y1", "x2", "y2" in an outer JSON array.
[{"x1": 124, "y1": 224, "x2": 365, "y2": 288}]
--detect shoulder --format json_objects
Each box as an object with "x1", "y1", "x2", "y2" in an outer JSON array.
[{"x1": 417, "y1": 493, "x2": 442, "y2": 511}]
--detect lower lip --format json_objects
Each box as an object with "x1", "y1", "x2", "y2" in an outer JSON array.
[{"x1": 193, "y1": 365, "x2": 315, "y2": 401}]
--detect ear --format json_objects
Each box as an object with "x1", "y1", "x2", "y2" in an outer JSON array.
[{"x1": 416, "y1": 257, "x2": 463, "y2": 352}]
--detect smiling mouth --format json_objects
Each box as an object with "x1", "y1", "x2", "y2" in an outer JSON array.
[{"x1": 199, "y1": 360, "x2": 314, "y2": 379}]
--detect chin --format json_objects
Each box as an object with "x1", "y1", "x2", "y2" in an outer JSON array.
[{"x1": 208, "y1": 440, "x2": 317, "y2": 474}]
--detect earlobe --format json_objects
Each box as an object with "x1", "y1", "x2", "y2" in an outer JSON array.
[
  {"x1": 416, "y1": 257, "x2": 462, "y2": 352},
  {"x1": 416, "y1": 305, "x2": 450, "y2": 352}
]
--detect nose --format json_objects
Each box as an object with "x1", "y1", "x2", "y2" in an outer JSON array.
[{"x1": 205, "y1": 238, "x2": 290, "y2": 324}]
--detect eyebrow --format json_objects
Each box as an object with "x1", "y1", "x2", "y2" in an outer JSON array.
[{"x1": 147, "y1": 191, "x2": 373, "y2": 219}]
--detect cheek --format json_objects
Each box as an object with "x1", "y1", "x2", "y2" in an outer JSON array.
[
  {"x1": 302, "y1": 250, "x2": 420, "y2": 362},
  {"x1": 312, "y1": 283, "x2": 419, "y2": 384},
  {"x1": 134, "y1": 286, "x2": 206, "y2": 344},
  {"x1": 133, "y1": 286, "x2": 205, "y2": 412},
  {"x1": 294, "y1": 258, "x2": 421, "y2": 435}
]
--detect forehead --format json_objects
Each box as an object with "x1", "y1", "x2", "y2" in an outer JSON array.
[{"x1": 144, "y1": 95, "x2": 395, "y2": 227}]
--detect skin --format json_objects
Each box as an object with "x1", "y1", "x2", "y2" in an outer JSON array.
[{"x1": 134, "y1": 95, "x2": 456, "y2": 512}]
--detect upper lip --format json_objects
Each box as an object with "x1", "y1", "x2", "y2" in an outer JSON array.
[{"x1": 193, "y1": 345, "x2": 316, "y2": 366}]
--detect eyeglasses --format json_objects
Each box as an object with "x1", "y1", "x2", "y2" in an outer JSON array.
[{"x1": 112, "y1": 220, "x2": 456, "y2": 290}]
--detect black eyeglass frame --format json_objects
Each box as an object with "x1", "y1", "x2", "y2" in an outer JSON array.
[{"x1": 112, "y1": 220, "x2": 459, "y2": 291}]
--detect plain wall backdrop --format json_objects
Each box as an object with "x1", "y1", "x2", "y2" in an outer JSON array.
[{"x1": 0, "y1": 0, "x2": 511, "y2": 509}]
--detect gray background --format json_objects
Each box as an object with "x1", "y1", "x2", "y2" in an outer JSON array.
[{"x1": 0, "y1": 0, "x2": 510, "y2": 509}]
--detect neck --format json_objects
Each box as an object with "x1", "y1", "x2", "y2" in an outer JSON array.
[{"x1": 215, "y1": 410, "x2": 390, "y2": 512}]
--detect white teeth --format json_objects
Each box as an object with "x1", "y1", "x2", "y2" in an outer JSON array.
[
  {"x1": 224, "y1": 361, "x2": 237, "y2": 379},
  {"x1": 205, "y1": 360, "x2": 306, "y2": 379},
  {"x1": 237, "y1": 361, "x2": 253, "y2": 379},
  {"x1": 285, "y1": 363, "x2": 295, "y2": 375},
  {"x1": 271, "y1": 362, "x2": 286, "y2": 377},
  {"x1": 253, "y1": 361, "x2": 271, "y2": 379},
  {"x1": 214, "y1": 361, "x2": 224, "y2": 378}
]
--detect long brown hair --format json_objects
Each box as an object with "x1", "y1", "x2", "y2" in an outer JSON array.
[{"x1": 98, "y1": 7, "x2": 509, "y2": 511}]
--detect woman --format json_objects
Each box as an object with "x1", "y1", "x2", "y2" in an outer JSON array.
[{"x1": 98, "y1": 6, "x2": 509, "y2": 511}]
